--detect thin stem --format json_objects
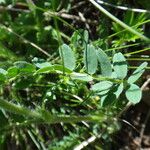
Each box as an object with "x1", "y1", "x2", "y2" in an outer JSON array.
[
  {"x1": 88, "y1": 0, "x2": 150, "y2": 42},
  {"x1": 125, "y1": 47, "x2": 150, "y2": 56},
  {"x1": 96, "y1": 0, "x2": 150, "y2": 13},
  {"x1": 105, "y1": 43, "x2": 140, "y2": 52}
]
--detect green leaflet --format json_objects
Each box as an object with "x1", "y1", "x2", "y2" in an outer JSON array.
[
  {"x1": 35, "y1": 65, "x2": 72, "y2": 74},
  {"x1": 32, "y1": 57, "x2": 52, "y2": 69},
  {"x1": 35, "y1": 66, "x2": 55, "y2": 74},
  {"x1": 100, "y1": 91, "x2": 116, "y2": 107},
  {"x1": 92, "y1": 81, "x2": 123, "y2": 107},
  {"x1": 70, "y1": 72, "x2": 93, "y2": 82},
  {"x1": 59, "y1": 44, "x2": 76, "y2": 71},
  {"x1": 84, "y1": 44, "x2": 97, "y2": 74},
  {"x1": 83, "y1": 30, "x2": 89, "y2": 44},
  {"x1": 114, "y1": 83, "x2": 124, "y2": 98},
  {"x1": 100, "y1": 83, "x2": 123, "y2": 107},
  {"x1": 35, "y1": 62, "x2": 51, "y2": 69},
  {"x1": 96, "y1": 49, "x2": 112, "y2": 77},
  {"x1": 7, "y1": 67, "x2": 19, "y2": 78},
  {"x1": 113, "y1": 52, "x2": 127, "y2": 79},
  {"x1": 14, "y1": 61, "x2": 36, "y2": 73},
  {"x1": 125, "y1": 84, "x2": 142, "y2": 104},
  {"x1": 83, "y1": 30, "x2": 89, "y2": 48},
  {"x1": 128, "y1": 62, "x2": 148, "y2": 83},
  {"x1": 91, "y1": 81, "x2": 113, "y2": 95},
  {"x1": 71, "y1": 30, "x2": 81, "y2": 48}
]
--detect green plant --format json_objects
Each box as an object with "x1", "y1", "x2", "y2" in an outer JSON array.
[
  {"x1": 0, "y1": 41, "x2": 147, "y2": 148},
  {"x1": 0, "y1": 0, "x2": 150, "y2": 149}
]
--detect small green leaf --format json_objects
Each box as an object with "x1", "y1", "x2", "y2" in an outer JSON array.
[
  {"x1": 84, "y1": 30, "x2": 89, "y2": 43},
  {"x1": 84, "y1": 44, "x2": 97, "y2": 74},
  {"x1": 32, "y1": 57, "x2": 51, "y2": 68},
  {"x1": 100, "y1": 91, "x2": 116, "y2": 107},
  {"x1": 114, "y1": 83, "x2": 124, "y2": 98},
  {"x1": 7, "y1": 67, "x2": 19, "y2": 78},
  {"x1": 91, "y1": 81, "x2": 113, "y2": 95},
  {"x1": 35, "y1": 65, "x2": 72, "y2": 74},
  {"x1": 113, "y1": 52, "x2": 127, "y2": 79},
  {"x1": 35, "y1": 66, "x2": 54, "y2": 74},
  {"x1": 100, "y1": 83, "x2": 123, "y2": 107},
  {"x1": 14, "y1": 61, "x2": 36, "y2": 73},
  {"x1": 128, "y1": 62, "x2": 148, "y2": 83},
  {"x1": 125, "y1": 84, "x2": 142, "y2": 104},
  {"x1": 59, "y1": 44, "x2": 76, "y2": 71},
  {"x1": 71, "y1": 31, "x2": 81, "y2": 48},
  {"x1": 53, "y1": 65, "x2": 72, "y2": 73},
  {"x1": 96, "y1": 49, "x2": 112, "y2": 77},
  {"x1": 36, "y1": 62, "x2": 51, "y2": 68},
  {"x1": 70, "y1": 72, "x2": 93, "y2": 82}
]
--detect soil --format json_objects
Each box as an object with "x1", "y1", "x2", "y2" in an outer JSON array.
[{"x1": 114, "y1": 99, "x2": 150, "y2": 150}]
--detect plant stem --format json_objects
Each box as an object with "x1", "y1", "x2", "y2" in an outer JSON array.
[
  {"x1": 0, "y1": 99, "x2": 106, "y2": 124},
  {"x1": 0, "y1": 99, "x2": 41, "y2": 119},
  {"x1": 88, "y1": 0, "x2": 150, "y2": 42}
]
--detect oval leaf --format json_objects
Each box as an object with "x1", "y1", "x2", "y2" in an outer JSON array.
[
  {"x1": 91, "y1": 81, "x2": 113, "y2": 95},
  {"x1": 59, "y1": 44, "x2": 76, "y2": 71},
  {"x1": 7, "y1": 67, "x2": 19, "y2": 78},
  {"x1": 96, "y1": 49, "x2": 112, "y2": 77},
  {"x1": 36, "y1": 65, "x2": 72, "y2": 74},
  {"x1": 14, "y1": 61, "x2": 36, "y2": 73},
  {"x1": 35, "y1": 66, "x2": 55, "y2": 74},
  {"x1": 128, "y1": 62, "x2": 148, "y2": 83},
  {"x1": 35, "y1": 62, "x2": 51, "y2": 69},
  {"x1": 70, "y1": 72, "x2": 93, "y2": 82},
  {"x1": 113, "y1": 52, "x2": 127, "y2": 79},
  {"x1": 32, "y1": 57, "x2": 51, "y2": 68},
  {"x1": 84, "y1": 44, "x2": 97, "y2": 74},
  {"x1": 125, "y1": 84, "x2": 142, "y2": 104},
  {"x1": 53, "y1": 65, "x2": 72, "y2": 73}
]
